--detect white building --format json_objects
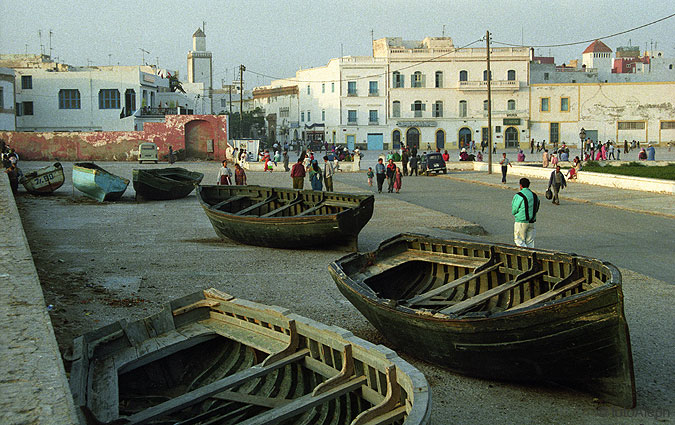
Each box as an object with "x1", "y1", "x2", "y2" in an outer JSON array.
[
  {"x1": 0, "y1": 67, "x2": 15, "y2": 130},
  {"x1": 183, "y1": 28, "x2": 214, "y2": 114},
  {"x1": 9, "y1": 60, "x2": 171, "y2": 131}
]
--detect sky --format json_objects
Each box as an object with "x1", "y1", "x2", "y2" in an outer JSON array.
[{"x1": 1, "y1": 0, "x2": 673, "y2": 89}]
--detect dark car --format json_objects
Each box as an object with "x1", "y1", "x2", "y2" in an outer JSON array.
[{"x1": 420, "y1": 153, "x2": 447, "y2": 175}]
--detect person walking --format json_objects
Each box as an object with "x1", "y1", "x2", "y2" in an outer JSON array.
[
  {"x1": 530, "y1": 138, "x2": 535, "y2": 154},
  {"x1": 309, "y1": 160, "x2": 323, "y2": 191},
  {"x1": 291, "y1": 156, "x2": 306, "y2": 189},
  {"x1": 366, "y1": 167, "x2": 374, "y2": 186},
  {"x1": 512, "y1": 178, "x2": 540, "y2": 248},
  {"x1": 409, "y1": 154, "x2": 418, "y2": 176},
  {"x1": 386, "y1": 159, "x2": 396, "y2": 193},
  {"x1": 168, "y1": 145, "x2": 175, "y2": 164},
  {"x1": 646, "y1": 144, "x2": 656, "y2": 161},
  {"x1": 547, "y1": 165, "x2": 567, "y2": 205},
  {"x1": 282, "y1": 150, "x2": 290, "y2": 171},
  {"x1": 542, "y1": 149, "x2": 550, "y2": 168},
  {"x1": 216, "y1": 160, "x2": 232, "y2": 185},
  {"x1": 499, "y1": 152, "x2": 512, "y2": 183},
  {"x1": 234, "y1": 163, "x2": 247, "y2": 185},
  {"x1": 393, "y1": 166, "x2": 403, "y2": 193},
  {"x1": 323, "y1": 155, "x2": 334, "y2": 191},
  {"x1": 375, "y1": 158, "x2": 386, "y2": 193},
  {"x1": 402, "y1": 149, "x2": 409, "y2": 176}
]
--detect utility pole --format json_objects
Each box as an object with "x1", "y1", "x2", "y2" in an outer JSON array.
[
  {"x1": 49, "y1": 30, "x2": 53, "y2": 58},
  {"x1": 486, "y1": 30, "x2": 493, "y2": 174},
  {"x1": 371, "y1": 29, "x2": 374, "y2": 56},
  {"x1": 239, "y1": 64, "x2": 245, "y2": 138}
]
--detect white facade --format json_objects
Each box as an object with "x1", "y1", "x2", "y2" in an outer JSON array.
[
  {"x1": 12, "y1": 65, "x2": 170, "y2": 131},
  {"x1": 0, "y1": 67, "x2": 15, "y2": 130},
  {"x1": 185, "y1": 28, "x2": 213, "y2": 114}
]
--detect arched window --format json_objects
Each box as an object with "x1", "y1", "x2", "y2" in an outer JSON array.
[
  {"x1": 459, "y1": 70, "x2": 468, "y2": 81},
  {"x1": 507, "y1": 70, "x2": 516, "y2": 81},
  {"x1": 483, "y1": 70, "x2": 492, "y2": 81},
  {"x1": 392, "y1": 101, "x2": 401, "y2": 117},
  {"x1": 412, "y1": 100, "x2": 424, "y2": 117},
  {"x1": 459, "y1": 100, "x2": 467, "y2": 117},
  {"x1": 412, "y1": 71, "x2": 424, "y2": 88},
  {"x1": 435, "y1": 71, "x2": 443, "y2": 88},
  {"x1": 507, "y1": 99, "x2": 516, "y2": 110},
  {"x1": 393, "y1": 71, "x2": 403, "y2": 88}
]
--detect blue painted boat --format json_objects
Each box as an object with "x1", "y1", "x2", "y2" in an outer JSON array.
[{"x1": 72, "y1": 162, "x2": 129, "y2": 202}]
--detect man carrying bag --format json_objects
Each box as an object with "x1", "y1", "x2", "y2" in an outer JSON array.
[{"x1": 512, "y1": 178, "x2": 540, "y2": 248}]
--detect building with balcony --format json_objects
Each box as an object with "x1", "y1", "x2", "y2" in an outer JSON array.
[{"x1": 0, "y1": 67, "x2": 15, "y2": 130}]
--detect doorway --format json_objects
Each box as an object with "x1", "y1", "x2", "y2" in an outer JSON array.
[
  {"x1": 406, "y1": 128, "x2": 420, "y2": 150},
  {"x1": 505, "y1": 127, "x2": 519, "y2": 148},
  {"x1": 124, "y1": 89, "x2": 136, "y2": 116},
  {"x1": 458, "y1": 127, "x2": 471, "y2": 149},
  {"x1": 435, "y1": 129, "x2": 445, "y2": 149},
  {"x1": 392, "y1": 130, "x2": 401, "y2": 149}
]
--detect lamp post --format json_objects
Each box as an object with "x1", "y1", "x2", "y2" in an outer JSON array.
[{"x1": 579, "y1": 128, "x2": 586, "y2": 161}]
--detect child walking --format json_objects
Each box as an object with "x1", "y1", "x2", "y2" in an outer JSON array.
[{"x1": 366, "y1": 167, "x2": 374, "y2": 186}]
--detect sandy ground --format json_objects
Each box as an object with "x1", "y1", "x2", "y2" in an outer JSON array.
[{"x1": 14, "y1": 161, "x2": 674, "y2": 424}]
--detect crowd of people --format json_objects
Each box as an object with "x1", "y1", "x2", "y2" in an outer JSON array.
[{"x1": 2, "y1": 141, "x2": 22, "y2": 193}]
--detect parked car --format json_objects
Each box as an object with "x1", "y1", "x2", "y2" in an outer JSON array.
[
  {"x1": 420, "y1": 152, "x2": 447, "y2": 175},
  {"x1": 138, "y1": 142, "x2": 159, "y2": 164}
]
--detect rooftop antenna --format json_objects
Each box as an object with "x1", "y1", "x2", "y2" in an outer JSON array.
[
  {"x1": 521, "y1": 27, "x2": 524, "y2": 46},
  {"x1": 202, "y1": 20, "x2": 206, "y2": 34},
  {"x1": 442, "y1": 25, "x2": 446, "y2": 37},
  {"x1": 49, "y1": 29, "x2": 53, "y2": 58},
  {"x1": 371, "y1": 29, "x2": 374, "y2": 56},
  {"x1": 25, "y1": 44, "x2": 28, "y2": 54},
  {"x1": 139, "y1": 48, "x2": 150, "y2": 65},
  {"x1": 38, "y1": 30, "x2": 44, "y2": 55},
  {"x1": 108, "y1": 54, "x2": 112, "y2": 66},
  {"x1": 156, "y1": 56, "x2": 159, "y2": 67}
]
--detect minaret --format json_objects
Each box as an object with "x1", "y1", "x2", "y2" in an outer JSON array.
[{"x1": 187, "y1": 27, "x2": 212, "y2": 89}]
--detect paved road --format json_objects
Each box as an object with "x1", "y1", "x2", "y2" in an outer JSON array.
[{"x1": 335, "y1": 171, "x2": 675, "y2": 284}]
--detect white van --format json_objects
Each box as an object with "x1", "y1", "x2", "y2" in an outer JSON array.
[{"x1": 138, "y1": 142, "x2": 159, "y2": 163}]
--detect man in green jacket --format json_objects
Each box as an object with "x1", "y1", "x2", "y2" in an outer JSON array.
[{"x1": 511, "y1": 178, "x2": 540, "y2": 248}]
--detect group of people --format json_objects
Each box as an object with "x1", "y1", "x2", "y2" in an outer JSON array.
[
  {"x1": 216, "y1": 160, "x2": 247, "y2": 186},
  {"x1": 2, "y1": 141, "x2": 22, "y2": 194},
  {"x1": 370, "y1": 158, "x2": 403, "y2": 193},
  {"x1": 290, "y1": 151, "x2": 336, "y2": 191}
]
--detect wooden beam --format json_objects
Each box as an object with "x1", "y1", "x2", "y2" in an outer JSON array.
[
  {"x1": 237, "y1": 375, "x2": 368, "y2": 425},
  {"x1": 439, "y1": 270, "x2": 546, "y2": 315},
  {"x1": 125, "y1": 348, "x2": 309, "y2": 424},
  {"x1": 211, "y1": 391, "x2": 292, "y2": 408},
  {"x1": 405, "y1": 262, "x2": 503, "y2": 307},
  {"x1": 295, "y1": 201, "x2": 326, "y2": 216},
  {"x1": 172, "y1": 299, "x2": 220, "y2": 317},
  {"x1": 261, "y1": 320, "x2": 299, "y2": 367},
  {"x1": 260, "y1": 198, "x2": 303, "y2": 218},
  {"x1": 508, "y1": 277, "x2": 586, "y2": 311},
  {"x1": 312, "y1": 344, "x2": 354, "y2": 396},
  {"x1": 235, "y1": 196, "x2": 278, "y2": 216},
  {"x1": 351, "y1": 366, "x2": 401, "y2": 425},
  {"x1": 210, "y1": 195, "x2": 248, "y2": 210}
]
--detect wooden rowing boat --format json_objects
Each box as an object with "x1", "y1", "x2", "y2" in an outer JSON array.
[
  {"x1": 132, "y1": 167, "x2": 204, "y2": 200},
  {"x1": 329, "y1": 233, "x2": 636, "y2": 408},
  {"x1": 70, "y1": 288, "x2": 431, "y2": 425},
  {"x1": 20, "y1": 162, "x2": 65, "y2": 195},
  {"x1": 197, "y1": 185, "x2": 374, "y2": 250},
  {"x1": 72, "y1": 162, "x2": 129, "y2": 202}
]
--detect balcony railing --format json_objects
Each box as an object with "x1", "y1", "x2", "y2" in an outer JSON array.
[
  {"x1": 369, "y1": 120, "x2": 379, "y2": 125},
  {"x1": 347, "y1": 91, "x2": 358, "y2": 97},
  {"x1": 368, "y1": 90, "x2": 379, "y2": 96},
  {"x1": 414, "y1": 111, "x2": 423, "y2": 118},
  {"x1": 347, "y1": 120, "x2": 358, "y2": 125},
  {"x1": 482, "y1": 109, "x2": 527, "y2": 117},
  {"x1": 139, "y1": 106, "x2": 179, "y2": 116},
  {"x1": 458, "y1": 80, "x2": 520, "y2": 90}
]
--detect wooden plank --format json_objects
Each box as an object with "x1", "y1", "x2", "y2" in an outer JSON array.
[
  {"x1": 405, "y1": 262, "x2": 502, "y2": 307},
  {"x1": 172, "y1": 299, "x2": 220, "y2": 316},
  {"x1": 69, "y1": 336, "x2": 88, "y2": 406},
  {"x1": 237, "y1": 375, "x2": 368, "y2": 425},
  {"x1": 126, "y1": 348, "x2": 310, "y2": 424},
  {"x1": 440, "y1": 270, "x2": 546, "y2": 315},
  {"x1": 87, "y1": 355, "x2": 119, "y2": 423},
  {"x1": 260, "y1": 199, "x2": 303, "y2": 217},
  {"x1": 210, "y1": 195, "x2": 248, "y2": 210},
  {"x1": 508, "y1": 278, "x2": 586, "y2": 311},
  {"x1": 235, "y1": 196, "x2": 278, "y2": 216},
  {"x1": 295, "y1": 202, "x2": 326, "y2": 217},
  {"x1": 355, "y1": 405, "x2": 407, "y2": 425},
  {"x1": 211, "y1": 390, "x2": 292, "y2": 408}
]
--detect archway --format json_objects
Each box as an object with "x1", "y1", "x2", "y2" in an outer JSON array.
[
  {"x1": 406, "y1": 128, "x2": 420, "y2": 150},
  {"x1": 392, "y1": 129, "x2": 401, "y2": 149},
  {"x1": 435, "y1": 129, "x2": 445, "y2": 149},
  {"x1": 458, "y1": 127, "x2": 472, "y2": 149},
  {"x1": 184, "y1": 119, "x2": 215, "y2": 159},
  {"x1": 505, "y1": 126, "x2": 519, "y2": 148}
]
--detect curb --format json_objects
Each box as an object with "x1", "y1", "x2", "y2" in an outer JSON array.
[{"x1": 442, "y1": 174, "x2": 675, "y2": 219}]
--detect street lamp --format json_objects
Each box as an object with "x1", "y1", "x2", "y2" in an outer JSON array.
[{"x1": 579, "y1": 128, "x2": 586, "y2": 161}]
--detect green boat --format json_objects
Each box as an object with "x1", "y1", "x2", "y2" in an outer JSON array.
[
  {"x1": 72, "y1": 162, "x2": 129, "y2": 202},
  {"x1": 197, "y1": 185, "x2": 374, "y2": 250},
  {"x1": 133, "y1": 167, "x2": 204, "y2": 200}
]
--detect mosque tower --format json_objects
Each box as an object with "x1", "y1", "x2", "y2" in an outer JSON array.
[{"x1": 187, "y1": 27, "x2": 212, "y2": 89}]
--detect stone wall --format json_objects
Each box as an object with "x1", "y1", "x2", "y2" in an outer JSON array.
[{"x1": 0, "y1": 114, "x2": 230, "y2": 161}]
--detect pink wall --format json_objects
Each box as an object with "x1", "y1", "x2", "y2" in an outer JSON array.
[{"x1": 0, "y1": 115, "x2": 229, "y2": 161}]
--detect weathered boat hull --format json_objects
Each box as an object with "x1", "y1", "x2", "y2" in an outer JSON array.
[
  {"x1": 197, "y1": 185, "x2": 374, "y2": 250},
  {"x1": 73, "y1": 162, "x2": 129, "y2": 202},
  {"x1": 132, "y1": 167, "x2": 204, "y2": 200},
  {"x1": 70, "y1": 289, "x2": 431, "y2": 425},
  {"x1": 329, "y1": 233, "x2": 636, "y2": 408},
  {"x1": 20, "y1": 162, "x2": 65, "y2": 195}
]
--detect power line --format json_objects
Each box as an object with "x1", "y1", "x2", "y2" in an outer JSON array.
[
  {"x1": 492, "y1": 12, "x2": 675, "y2": 48},
  {"x1": 244, "y1": 38, "x2": 485, "y2": 85}
]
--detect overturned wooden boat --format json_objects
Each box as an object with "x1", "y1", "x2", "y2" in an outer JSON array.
[
  {"x1": 72, "y1": 162, "x2": 129, "y2": 202},
  {"x1": 329, "y1": 233, "x2": 636, "y2": 408},
  {"x1": 132, "y1": 167, "x2": 204, "y2": 200},
  {"x1": 197, "y1": 185, "x2": 374, "y2": 250},
  {"x1": 20, "y1": 162, "x2": 65, "y2": 195},
  {"x1": 70, "y1": 289, "x2": 431, "y2": 425}
]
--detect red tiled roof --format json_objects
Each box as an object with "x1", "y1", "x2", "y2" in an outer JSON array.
[{"x1": 583, "y1": 40, "x2": 612, "y2": 54}]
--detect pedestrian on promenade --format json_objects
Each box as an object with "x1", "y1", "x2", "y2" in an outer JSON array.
[
  {"x1": 309, "y1": 160, "x2": 323, "y2": 191},
  {"x1": 512, "y1": 178, "x2": 540, "y2": 248},
  {"x1": 402, "y1": 149, "x2": 409, "y2": 176},
  {"x1": 168, "y1": 146, "x2": 175, "y2": 164},
  {"x1": 517, "y1": 150, "x2": 525, "y2": 162},
  {"x1": 291, "y1": 156, "x2": 306, "y2": 189},
  {"x1": 500, "y1": 152, "x2": 512, "y2": 183},
  {"x1": 393, "y1": 166, "x2": 403, "y2": 193},
  {"x1": 409, "y1": 155, "x2": 418, "y2": 176},
  {"x1": 550, "y1": 152, "x2": 559, "y2": 168},
  {"x1": 647, "y1": 144, "x2": 656, "y2": 161},
  {"x1": 548, "y1": 165, "x2": 567, "y2": 205},
  {"x1": 542, "y1": 149, "x2": 549, "y2": 168},
  {"x1": 608, "y1": 143, "x2": 615, "y2": 160},
  {"x1": 283, "y1": 151, "x2": 289, "y2": 171},
  {"x1": 216, "y1": 160, "x2": 232, "y2": 185},
  {"x1": 366, "y1": 167, "x2": 374, "y2": 186},
  {"x1": 541, "y1": 140, "x2": 546, "y2": 152},
  {"x1": 323, "y1": 155, "x2": 334, "y2": 191},
  {"x1": 234, "y1": 163, "x2": 247, "y2": 185},
  {"x1": 530, "y1": 138, "x2": 535, "y2": 154},
  {"x1": 386, "y1": 159, "x2": 396, "y2": 193},
  {"x1": 375, "y1": 158, "x2": 386, "y2": 193},
  {"x1": 5, "y1": 160, "x2": 20, "y2": 193}
]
